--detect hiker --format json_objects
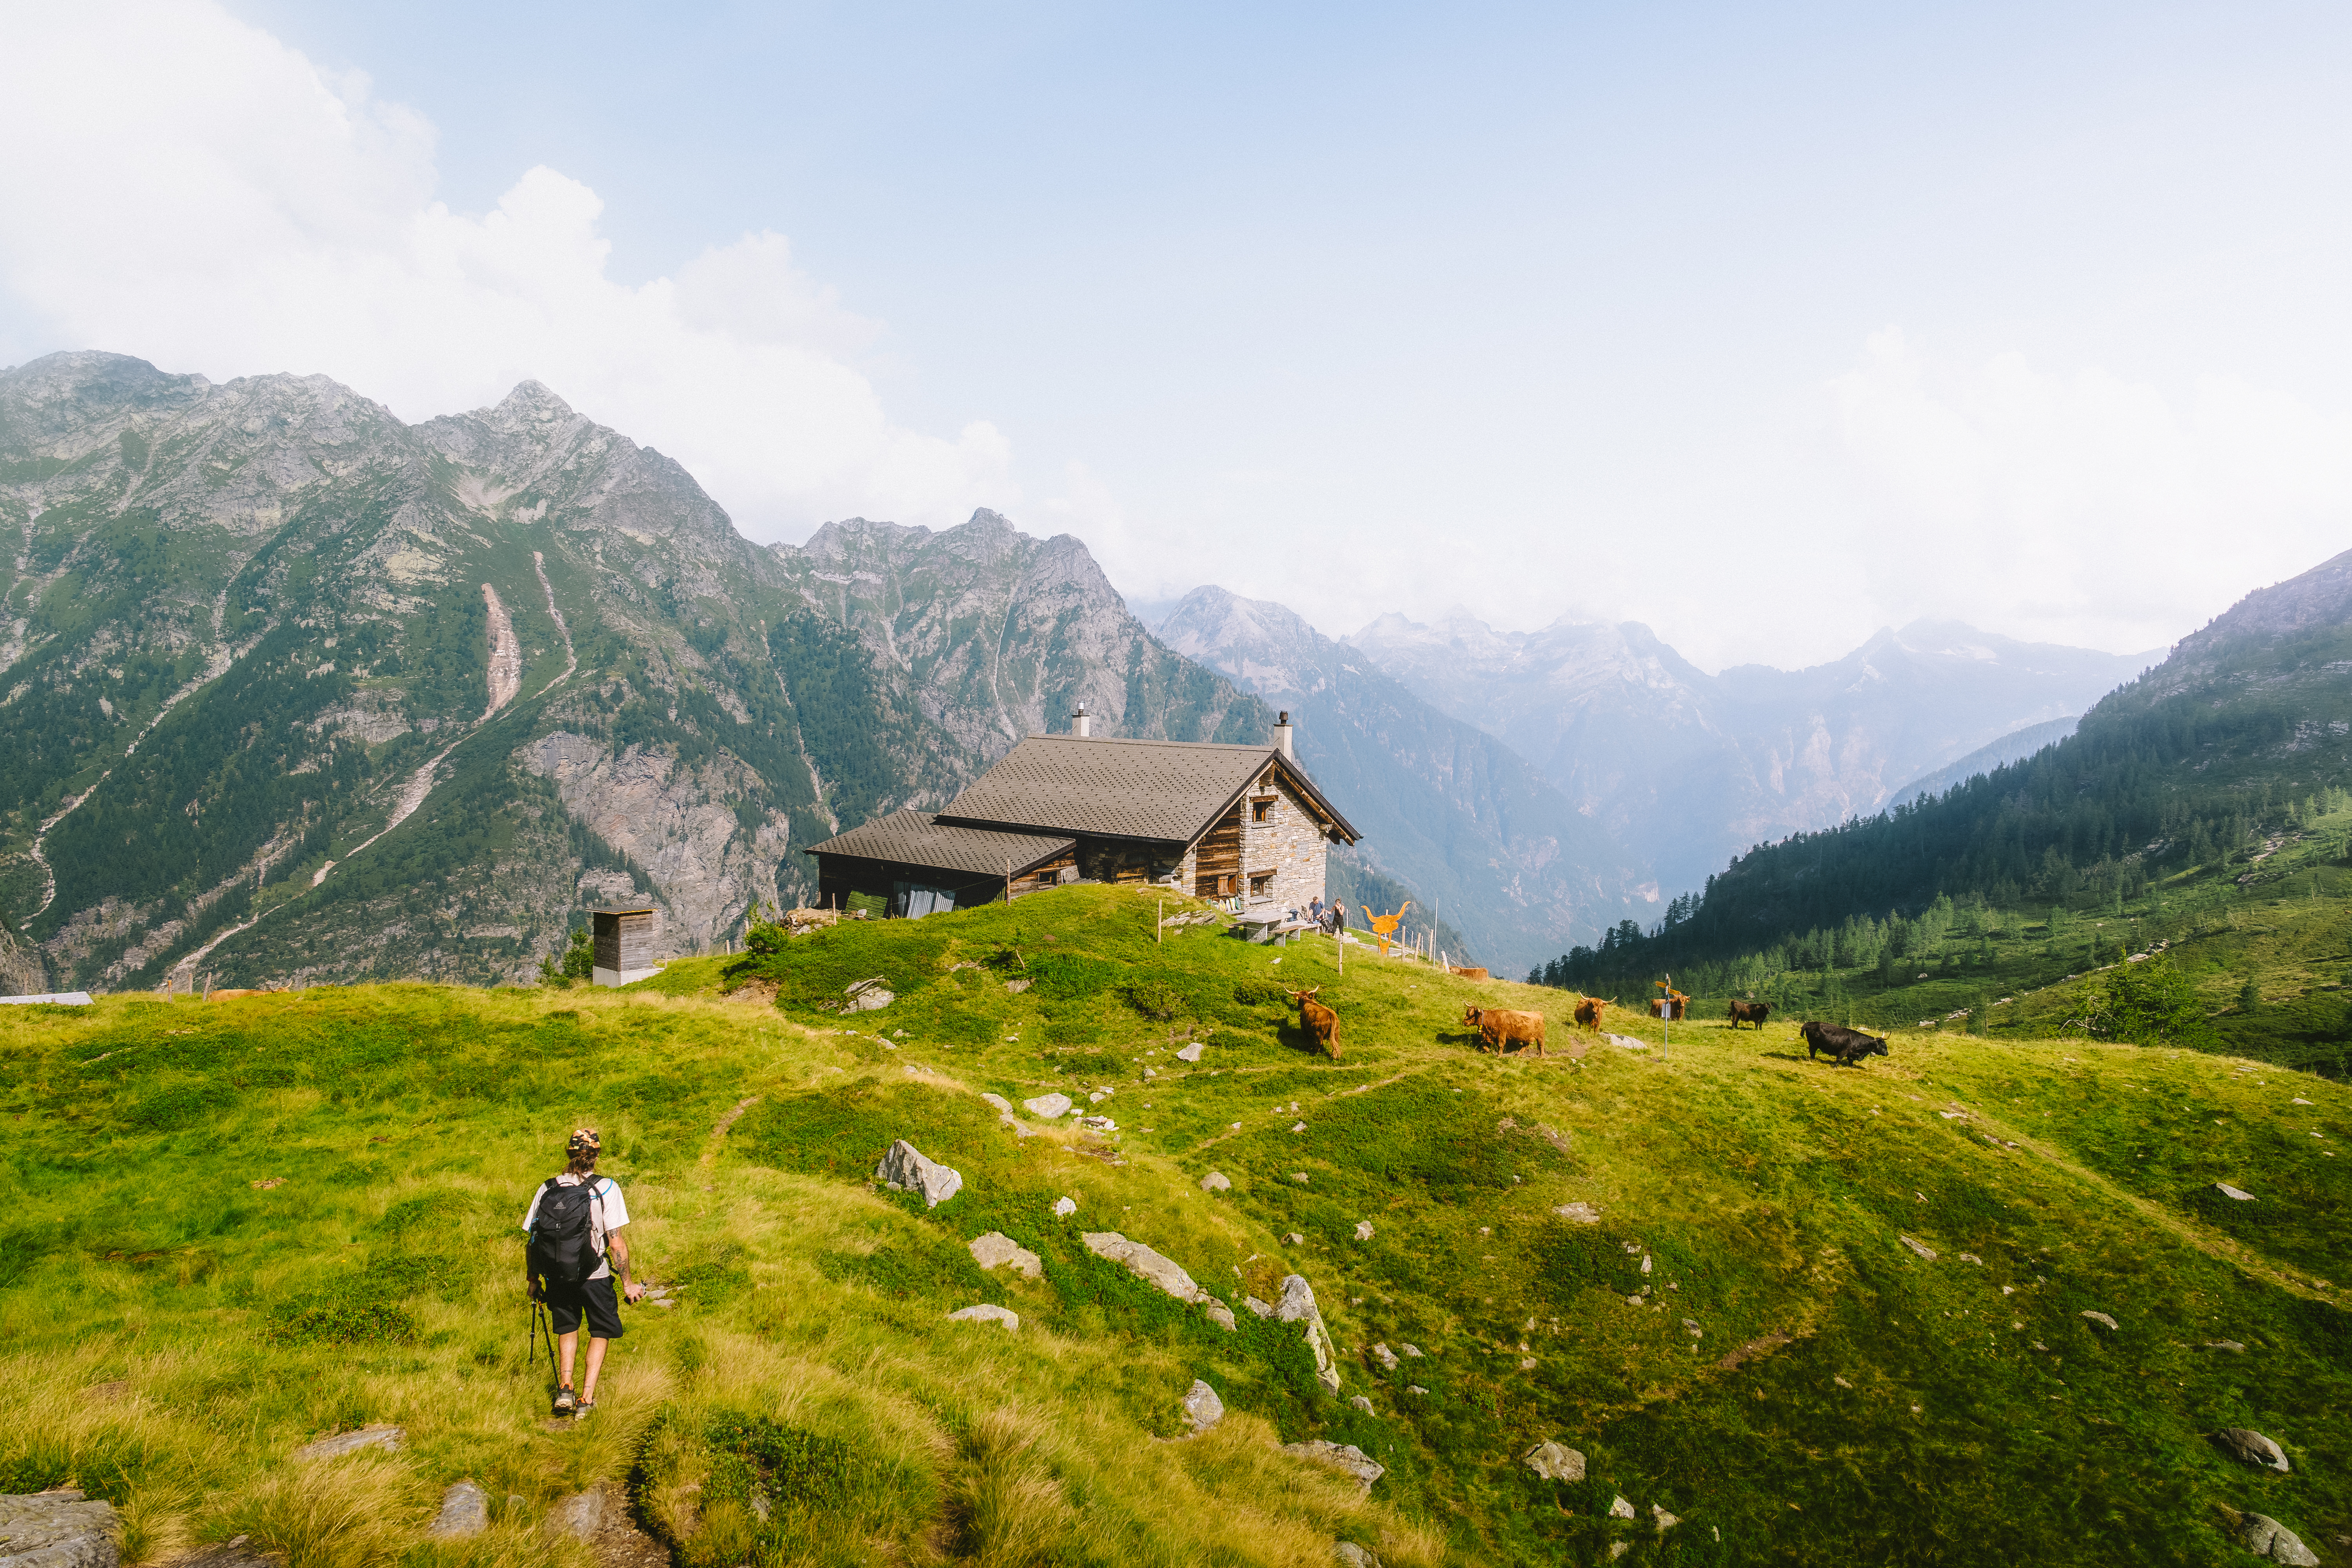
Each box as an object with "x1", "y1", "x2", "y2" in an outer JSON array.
[
  {"x1": 1307, "y1": 895, "x2": 1325, "y2": 928},
  {"x1": 522, "y1": 1128, "x2": 644, "y2": 1418}
]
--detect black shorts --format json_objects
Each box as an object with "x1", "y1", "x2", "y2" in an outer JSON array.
[{"x1": 545, "y1": 1276, "x2": 624, "y2": 1339}]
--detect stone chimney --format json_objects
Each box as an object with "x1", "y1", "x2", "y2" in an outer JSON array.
[
  {"x1": 1273, "y1": 710, "x2": 1294, "y2": 761},
  {"x1": 1072, "y1": 699, "x2": 1091, "y2": 739}
]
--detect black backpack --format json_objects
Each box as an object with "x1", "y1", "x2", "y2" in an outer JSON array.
[{"x1": 528, "y1": 1176, "x2": 606, "y2": 1288}]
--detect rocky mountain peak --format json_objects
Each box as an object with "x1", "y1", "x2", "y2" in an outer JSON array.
[
  {"x1": 484, "y1": 378, "x2": 578, "y2": 432},
  {"x1": 2173, "y1": 546, "x2": 2352, "y2": 657}
]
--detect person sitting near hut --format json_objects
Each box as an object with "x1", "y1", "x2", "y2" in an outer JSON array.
[
  {"x1": 522, "y1": 1128, "x2": 645, "y2": 1418},
  {"x1": 1307, "y1": 895, "x2": 1325, "y2": 928}
]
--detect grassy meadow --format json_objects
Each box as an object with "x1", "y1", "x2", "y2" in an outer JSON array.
[{"x1": 4, "y1": 884, "x2": 2348, "y2": 1565}]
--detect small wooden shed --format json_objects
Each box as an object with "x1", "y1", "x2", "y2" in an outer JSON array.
[{"x1": 592, "y1": 905, "x2": 662, "y2": 987}]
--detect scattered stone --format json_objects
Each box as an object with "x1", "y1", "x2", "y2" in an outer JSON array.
[
  {"x1": 980, "y1": 1093, "x2": 1011, "y2": 1112},
  {"x1": 843, "y1": 978, "x2": 894, "y2": 1012},
  {"x1": 250, "y1": 1177, "x2": 285, "y2": 1190},
  {"x1": 1371, "y1": 1342, "x2": 1400, "y2": 1371},
  {"x1": 2081, "y1": 1310, "x2": 2119, "y2": 1331},
  {"x1": 1406, "y1": 1385, "x2": 1428, "y2": 1396},
  {"x1": 1200, "y1": 1171, "x2": 1232, "y2": 1192},
  {"x1": 1053, "y1": 1196, "x2": 1077, "y2": 1217},
  {"x1": 1401, "y1": 1343, "x2": 1424, "y2": 1357},
  {"x1": 1554, "y1": 1201, "x2": 1602, "y2": 1224},
  {"x1": 1354, "y1": 1221, "x2": 1374, "y2": 1241},
  {"x1": 1609, "y1": 1495, "x2": 1636, "y2": 1520},
  {"x1": 2241, "y1": 1513, "x2": 2321, "y2": 1565},
  {"x1": 292, "y1": 1424, "x2": 402, "y2": 1460},
  {"x1": 1834, "y1": 1376, "x2": 1853, "y2": 1388},
  {"x1": 1523, "y1": 1441, "x2": 1585, "y2": 1482},
  {"x1": 1245, "y1": 1296, "x2": 1274, "y2": 1317},
  {"x1": 1278, "y1": 1274, "x2": 1345, "y2": 1394},
  {"x1": 1605, "y1": 1034, "x2": 1646, "y2": 1049},
  {"x1": 1084, "y1": 1232, "x2": 1207, "y2": 1302},
  {"x1": 2207, "y1": 1340, "x2": 2247, "y2": 1353},
  {"x1": 1182, "y1": 1379, "x2": 1225, "y2": 1430},
  {"x1": 0, "y1": 1489, "x2": 120, "y2": 1568},
  {"x1": 1641, "y1": 1254, "x2": 1653, "y2": 1274},
  {"x1": 1283, "y1": 1232, "x2": 1305, "y2": 1245},
  {"x1": 1291, "y1": 1121, "x2": 1307, "y2": 1133},
  {"x1": 1350, "y1": 1395, "x2": 1375, "y2": 1414},
  {"x1": 968, "y1": 1232, "x2": 1043, "y2": 1279},
  {"x1": 2292, "y1": 1096, "x2": 2314, "y2": 1105},
  {"x1": 947, "y1": 1303, "x2": 1020, "y2": 1331},
  {"x1": 1176, "y1": 1043, "x2": 1205, "y2": 1062},
  {"x1": 1291, "y1": 1172, "x2": 1311, "y2": 1185},
  {"x1": 173, "y1": 1537, "x2": 272, "y2": 1568},
  {"x1": 1024, "y1": 1093, "x2": 1074, "y2": 1119},
  {"x1": 1281, "y1": 1439, "x2": 1385, "y2": 1493},
  {"x1": 544, "y1": 1490, "x2": 604, "y2": 1539},
  {"x1": 1080, "y1": 1115, "x2": 1118, "y2": 1133},
  {"x1": 2217, "y1": 1182, "x2": 2257, "y2": 1201},
  {"x1": 1519, "y1": 1356, "x2": 1537, "y2": 1370},
  {"x1": 1898, "y1": 1234, "x2": 1937, "y2": 1261},
  {"x1": 1089, "y1": 1088, "x2": 1115, "y2": 1104},
  {"x1": 1004, "y1": 978, "x2": 1031, "y2": 994},
  {"x1": 1608, "y1": 1546, "x2": 1629, "y2": 1562},
  {"x1": 2217, "y1": 1428, "x2": 2292, "y2": 1473},
  {"x1": 1203, "y1": 1299, "x2": 1237, "y2": 1331},
  {"x1": 428, "y1": 1481, "x2": 489, "y2": 1539},
  {"x1": 1682, "y1": 1319, "x2": 1702, "y2": 1338},
  {"x1": 1957, "y1": 1253, "x2": 1983, "y2": 1265},
  {"x1": 1334, "y1": 1544, "x2": 1380, "y2": 1568},
  {"x1": 1651, "y1": 1504, "x2": 1680, "y2": 1534},
  {"x1": 876, "y1": 1140, "x2": 963, "y2": 1207}
]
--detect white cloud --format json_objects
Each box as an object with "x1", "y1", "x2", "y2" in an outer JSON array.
[
  {"x1": 0, "y1": 0, "x2": 1007, "y2": 535},
  {"x1": 1823, "y1": 329, "x2": 2352, "y2": 656}
]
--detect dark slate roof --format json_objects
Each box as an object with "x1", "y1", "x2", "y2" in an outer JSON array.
[
  {"x1": 803, "y1": 810, "x2": 1075, "y2": 877},
  {"x1": 933, "y1": 736, "x2": 1359, "y2": 845}
]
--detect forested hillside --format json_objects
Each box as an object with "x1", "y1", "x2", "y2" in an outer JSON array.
[{"x1": 1528, "y1": 547, "x2": 2352, "y2": 1070}]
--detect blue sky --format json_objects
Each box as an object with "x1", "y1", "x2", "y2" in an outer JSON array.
[{"x1": 5, "y1": 1, "x2": 2350, "y2": 667}]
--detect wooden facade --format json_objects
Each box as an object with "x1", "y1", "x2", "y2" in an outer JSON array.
[{"x1": 592, "y1": 906, "x2": 662, "y2": 987}]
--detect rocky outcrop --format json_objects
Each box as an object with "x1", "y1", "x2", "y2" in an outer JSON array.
[
  {"x1": 1083, "y1": 1232, "x2": 1205, "y2": 1303},
  {"x1": 1277, "y1": 1274, "x2": 1343, "y2": 1394},
  {"x1": 877, "y1": 1141, "x2": 962, "y2": 1207},
  {"x1": 0, "y1": 1490, "x2": 119, "y2": 1568},
  {"x1": 968, "y1": 1232, "x2": 1042, "y2": 1279},
  {"x1": 1281, "y1": 1440, "x2": 1384, "y2": 1493}
]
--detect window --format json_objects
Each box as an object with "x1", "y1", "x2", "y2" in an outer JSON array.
[
  {"x1": 1249, "y1": 872, "x2": 1275, "y2": 897},
  {"x1": 1250, "y1": 797, "x2": 1274, "y2": 824}
]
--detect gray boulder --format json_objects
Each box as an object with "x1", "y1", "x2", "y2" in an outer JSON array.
[
  {"x1": 2217, "y1": 1182, "x2": 2256, "y2": 1201},
  {"x1": 1200, "y1": 1171, "x2": 1232, "y2": 1192},
  {"x1": 947, "y1": 1303, "x2": 1020, "y2": 1331},
  {"x1": 0, "y1": 1490, "x2": 119, "y2": 1568},
  {"x1": 1523, "y1": 1441, "x2": 1586, "y2": 1482},
  {"x1": 877, "y1": 1140, "x2": 963, "y2": 1207},
  {"x1": 1371, "y1": 1342, "x2": 1399, "y2": 1371},
  {"x1": 427, "y1": 1481, "x2": 489, "y2": 1539},
  {"x1": 844, "y1": 978, "x2": 894, "y2": 1012},
  {"x1": 2217, "y1": 1429, "x2": 2291, "y2": 1473},
  {"x1": 1245, "y1": 1296, "x2": 1274, "y2": 1318},
  {"x1": 1350, "y1": 1396, "x2": 1374, "y2": 1414},
  {"x1": 1023, "y1": 1093, "x2": 1073, "y2": 1119},
  {"x1": 2241, "y1": 1514, "x2": 2320, "y2": 1566},
  {"x1": 1608, "y1": 1495, "x2": 1635, "y2": 1519},
  {"x1": 1334, "y1": 1544, "x2": 1381, "y2": 1568},
  {"x1": 1176, "y1": 1043, "x2": 1205, "y2": 1062},
  {"x1": 1281, "y1": 1439, "x2": 1385, "y2": 1493},
  {"x1": 2080, "y1": 1310, "x2": 2119, "y2": 1331},
  {"x1": 292, "y1": 1424, "x2": 402, "y2": 1460},
  {"x1": 171, "y1": 1537, "x2": 272, "y2": 1568},
  {"x1": 1182, "y1": 1380, "x2": 1225, "y2": 1430},
  {"x1": 1203, "y1": 1299, "x2": 1238, "y2": 1332},
  {"x1": 1082, "y1": 1232, "x2": 1205, "y2": 1303},
  {"x1": 968, "y1": 1232, "x2": 1043, "y2": 1279},
  {"x1": 1276, "y1": 1274, "x2": 1343, "y2": 1393}
]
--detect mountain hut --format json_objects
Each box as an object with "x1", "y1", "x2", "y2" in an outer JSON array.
[{"x1": 804, "y1": 708, "x2": 1360, "y2": 918}]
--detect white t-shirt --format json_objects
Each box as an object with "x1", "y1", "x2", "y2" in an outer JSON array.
[{"x1": 521, "y1": 1173, "x2": 629, "y2": 1280}]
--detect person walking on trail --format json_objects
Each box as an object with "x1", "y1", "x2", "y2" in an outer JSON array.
[{"x1": 523, "y1": 1128, "x2": 644, "y2": 1418}]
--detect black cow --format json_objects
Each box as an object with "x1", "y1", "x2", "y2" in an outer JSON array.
[
  {"x1": 1801, "y1": 1020, "x2": 1889, "y2": 1067},
  {"x1": 1727, "y1": 999, "x2": 1771, "y2": 1030}
]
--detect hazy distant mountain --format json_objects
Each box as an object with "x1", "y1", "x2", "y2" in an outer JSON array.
[
  {"x1": 1347, "y1": 610, "x2": 2154, "y2": 895},
  {"x1": 1887, "y1": 716, "x2": 2080, "y2": 808},
  {"x1": 1154, "y1": 586, "x2": 1648, "y2": 973}
]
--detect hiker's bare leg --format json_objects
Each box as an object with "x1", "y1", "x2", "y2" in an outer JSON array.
[
  {"x1": 558, "y1": 1329, "x2": 579, "y2": 1389},
  {"x1": 581, "y1": 1336, "x2": 609, "y2": 1401}
]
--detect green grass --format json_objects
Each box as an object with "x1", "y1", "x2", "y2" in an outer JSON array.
[{"x1": 2, "y1": 884, "x2": 2347, "y2": 1564}]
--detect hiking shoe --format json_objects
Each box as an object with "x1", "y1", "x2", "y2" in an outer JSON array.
[
  {"x1": 573, "y1": 1399, "x2": 596, "y2": 1421},
  {"x1": 552, "y1": 1386, "x2": 577, "y2": 1416}
]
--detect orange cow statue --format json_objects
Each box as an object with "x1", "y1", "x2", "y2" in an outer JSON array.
[{"x1": 1359, "y1": 902, "x2": 1412, "y2": 958}]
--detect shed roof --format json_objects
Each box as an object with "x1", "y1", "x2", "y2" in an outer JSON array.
[
  {"x1": 933, "y1": 735, "x2": 1359, "y2": 846},
  {"x1": 804, "y1": 810, "x2": 1076, "y2": 878}
]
